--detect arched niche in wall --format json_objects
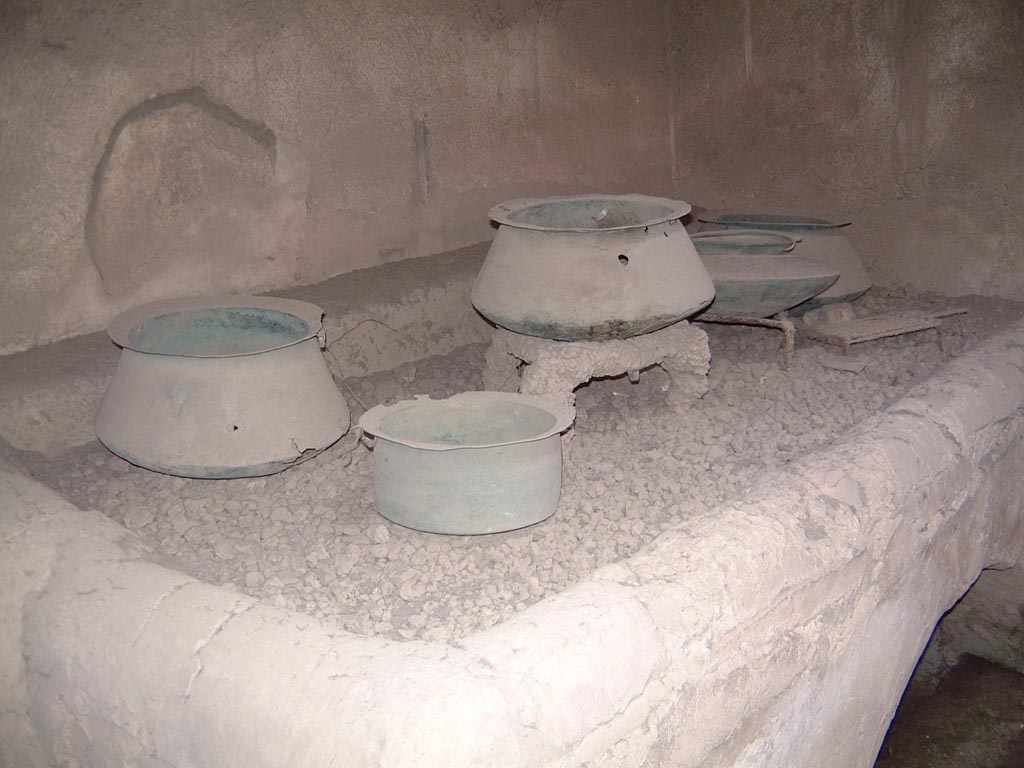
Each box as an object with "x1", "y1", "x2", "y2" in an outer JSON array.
[
  {"x1": 924, "y1": 564, "x2": 1024, "y2": 675},
  {"x1": 875, "y1": 563, "x2": 1024, "y2": 765},
  {"x1": 86, "y1": 88, "x2": 308, "y2": 299}
]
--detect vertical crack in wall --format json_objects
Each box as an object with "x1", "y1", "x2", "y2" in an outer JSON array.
[
  {"x1": 889, "y1": 0, "x2": 931, "y2": 199},
  {"x1": 743, "y1": 0, "x2": 754, "y2": 85},
  {"x1": 413, "y1": 115, "x2": 431, "y2": 205},
  {"x1": 665, "y1": 0, "x2": 680, "y2": 193}
]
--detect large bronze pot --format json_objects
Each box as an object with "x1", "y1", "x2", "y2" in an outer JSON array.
[
  {"x1": 698, "y1": 211, "x2": 870, "y2": 315},
  {"x1": 95, "y1": 296, "x2": 349, "y2": 478},
  {"x1": 472, "y1": 194, "x2": 714, "y2": 341}
]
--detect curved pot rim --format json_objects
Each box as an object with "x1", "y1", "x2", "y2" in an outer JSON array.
[
  {"x1": 489, "y1": 193, "x2": 692, "y2": 232},
  {"x1": 691, "y1": 229, "x2": 799, "y2": 254},
  {"x1": 697, "y1": 210, "x2": 851, "y2": 229},
  {"x1": 358, "y1": 392, "x2": 576, "y2": 451},
  {"x1": 107, "y1": 295, "x2": 325, "y2": 358}
]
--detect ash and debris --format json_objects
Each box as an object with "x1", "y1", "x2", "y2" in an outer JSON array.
[{"x1": 18, "y1": 290, "x2": 1024, "y2": 642}]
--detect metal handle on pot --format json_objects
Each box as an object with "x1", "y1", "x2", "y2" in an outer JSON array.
[{"x1": 359, "y1": 430, "x2": 376, "y2": 450}]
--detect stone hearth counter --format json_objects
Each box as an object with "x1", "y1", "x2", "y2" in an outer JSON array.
[
  {"x1": 15, "y1": 291, "x2": 1013, "y2": 644},
  {"x1": 4, "y1": 309, "x2": 1024, "y2": 766}
]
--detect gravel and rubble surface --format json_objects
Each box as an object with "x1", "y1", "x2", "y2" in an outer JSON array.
[{"x1": 14, "y1": 290, "x2": 1024, "y2": 642}]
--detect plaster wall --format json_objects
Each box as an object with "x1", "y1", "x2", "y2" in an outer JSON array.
[
  {"x1": 5, "y1": 0, "x2": 1023, "y2": 357},
  {"x1": 0, "y1": 0, "x2": 679, "y2": 355},
  {"x1": 672, "y1": 0, "x2": 1024, "y2": 300},
  {"x1": 2, "y1": 276, "x2": 1024, "y2": 766}
]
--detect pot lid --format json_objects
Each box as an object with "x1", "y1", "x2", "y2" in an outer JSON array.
[
  {"x1": 359, "y1": 392, "x2": 575, "y2": 451},
  {"x1": 107, "y1": 295, "x2": 325, "y2": 358},
  {"x1": 698, "y1": 211, "x2": 851, "y2": 230},
  {"x1": 489, "y1": 194, "x2": 692, "y2": 233}
]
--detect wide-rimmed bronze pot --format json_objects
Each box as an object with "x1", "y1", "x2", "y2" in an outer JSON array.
[{"x1": 472, "y1": 194, "x2": 715, "y2": 341}]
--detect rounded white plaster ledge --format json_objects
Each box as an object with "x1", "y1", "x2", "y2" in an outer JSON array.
[{"x1": 4, "y1": 322, "x2": 1024, "y2": 768}]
